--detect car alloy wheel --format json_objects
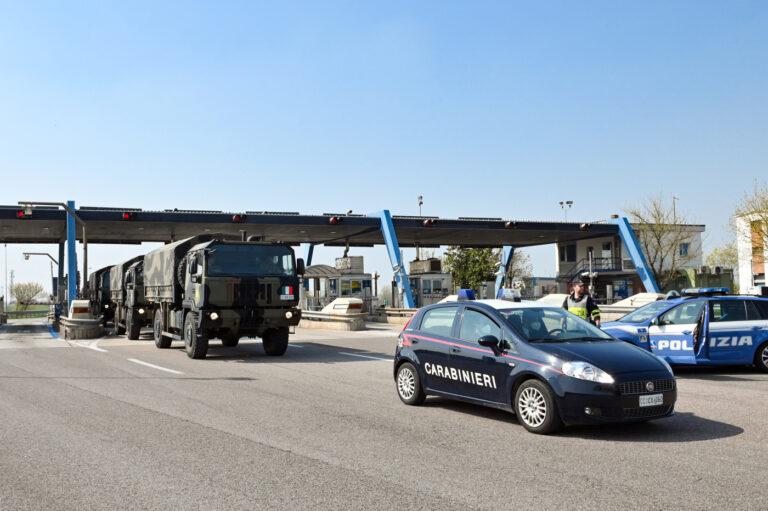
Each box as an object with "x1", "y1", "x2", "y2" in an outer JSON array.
[
  {"x1": 397, "y1": 366, "x2": 416, "y2": 400},
  {"x1": 518, "y1": 386, "x2": 547, "y2": 428}
]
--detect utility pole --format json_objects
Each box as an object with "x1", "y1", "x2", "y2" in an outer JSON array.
[
  {"x1": 672, "y1": 196, "x2": 679, "y2": 222},
  {"x1": 417, "y1": 196, "x2": 423, "y2": 260},
  {"x1": 559, "y1": 201, "x2": 573, "y2": 222}
]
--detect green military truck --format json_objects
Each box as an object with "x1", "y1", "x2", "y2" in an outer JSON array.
[
  {"x1": 144, "y1": 234, "x2": 304, "y2": 359},
  {"x1": 122, "y1": 259, "x2": 153, "y2": 339},
  {"x1": 110, "y1": 255, "x2": 144, "y2": 337},
  {"x1": 89, "y1": 265, "x2": 114, "y2": 324}
]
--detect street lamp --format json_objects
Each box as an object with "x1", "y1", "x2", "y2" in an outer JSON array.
[
  {"x1": 18, "y1": 200, "x2": 89, "y2": 302},
  {"x1": 417, "y1": 196, "x2": 424, "y2": 260},
  {"x1": 23, "y1": 252, "x2": 59, "y2": 297},
  {"x1": 559, "y1": 201, "x2": 573, "y2": 222}
]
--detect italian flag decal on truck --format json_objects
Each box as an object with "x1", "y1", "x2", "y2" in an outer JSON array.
[{"x1": 280, "y1": 286, "x2": 294, "y2": 300}]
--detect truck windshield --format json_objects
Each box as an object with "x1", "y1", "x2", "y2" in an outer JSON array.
[{"x1": 206, "y1": 245, "x2": 295, "y2": 277}]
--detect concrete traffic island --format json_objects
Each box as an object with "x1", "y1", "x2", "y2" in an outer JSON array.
[{"x1": 60, "y1": 300, "x2": 104, "y2": 339}]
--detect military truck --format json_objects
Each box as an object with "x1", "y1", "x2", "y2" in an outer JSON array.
[
  {"x1": 88, "y1": 265, "x2": 114, "y2": 323},
  {"x1": 144, "y1": 234, "x2": 304, "y2": 359},
  {"x1": 110, "y1": 255, "x2": 143, "y2": 336},
  {"x1": 121, "y1": 260, "x2": 153, "y2": 339}
]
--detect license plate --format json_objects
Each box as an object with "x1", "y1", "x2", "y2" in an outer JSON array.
[{"x1": 639, "y1": 393, "x2": 663, "y2": 407}]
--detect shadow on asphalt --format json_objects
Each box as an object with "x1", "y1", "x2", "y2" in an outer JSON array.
[
  {"x1": 672, "y1": 365, "x2": 767, "y2": 382},
  {"x1": 423, "y1": 398, "x2": 743, "y2": 442},
  {"x1": 154, "y1": 340, "x2": 393, "y2": 364}
]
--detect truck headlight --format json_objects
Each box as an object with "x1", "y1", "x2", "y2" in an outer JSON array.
[
  {"x1": 138, "y1": 308, "x2": 145, "y2": 315},
  {"x1": 562, "y1": 361, "x2": 614, "y2": 383},
  {"x1": 285, "y1": 311, "x2": 293, "y2": 319},
  {"x1": 104, "y1": 304, "x2": 109, "y2": 309},
  {"x1": 210, "y1": 312, "x2": 219, "y2": 320}
]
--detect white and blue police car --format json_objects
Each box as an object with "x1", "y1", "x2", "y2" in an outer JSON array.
[
  {"x1": 601, "y1": 288, "x2": 768, "y2": 372},
  {"x1": 394, "y1": 298, "x2": 677, "y2": 434}
]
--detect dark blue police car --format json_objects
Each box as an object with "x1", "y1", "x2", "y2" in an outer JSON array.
[
  {"x1": 601, "y1": 288, "x2": 768, "y2": 371},
  {"x1": 394, "y1": 299, "x2": 677, "y2": 434}
]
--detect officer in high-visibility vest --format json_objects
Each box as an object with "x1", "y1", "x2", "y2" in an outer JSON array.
[{"x1": 562, "y1": 278, "x2": 601, "y2": 326}]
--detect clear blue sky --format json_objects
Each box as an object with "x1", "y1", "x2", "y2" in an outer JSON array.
[{"x1": 1, "y1": 1, "x2": 767, "y2": 295}]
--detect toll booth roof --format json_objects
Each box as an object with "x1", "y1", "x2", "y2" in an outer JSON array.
[{"x1": 0, "y1": 206, "x2": 618, "y2": 247}]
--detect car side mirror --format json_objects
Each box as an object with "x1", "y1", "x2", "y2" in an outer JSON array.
[
  {"x1": 297, "y1": 258, "x2": 305, "y2": 276},
  {"x1": 650, "y1": 317, "x2": 659, "y2": 326},
  {"x1": 478, "y1": 335, "x2": 501, "y2": 354},
  {"x1": 191, "y1": 275, "x2": 201, "y2": 284}
]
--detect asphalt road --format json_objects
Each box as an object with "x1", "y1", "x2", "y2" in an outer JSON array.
[{"x1": 1, "y1": 318, "x2": 766, "y2": 510}]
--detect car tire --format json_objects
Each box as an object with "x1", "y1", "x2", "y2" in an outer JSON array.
[
  {"x1": 154, "y1": 309, "x2": 171, "y2": 349},
  {"x1": 754, "y1": 341, "x2": 768, "y2": 373},
  {"x1": 221, "y1": 334, "x2": 239, "y2": 347},
  {"x1": 514, "y1": 379, "x2": 563, "y2": 434},
  {"x1": 184, "y1": 312, "x2": 209, "y2": 359},
  {"x1": 126, "y1": 309, "x2": 141, "y2": 340},
  {"x1": 396, "y1": 362, "x2": 426, "y2": 406},
  {"x1": 262, "y1": 327, "x2": 288, "y2": 356}
]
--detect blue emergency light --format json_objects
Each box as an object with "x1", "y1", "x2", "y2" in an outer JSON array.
[
  {"x1": 457, "y1": 289, "x2": 476, "y2": 300},
  {"x1": 681, "y1": 287, "x2": 729, "y2": 296}
]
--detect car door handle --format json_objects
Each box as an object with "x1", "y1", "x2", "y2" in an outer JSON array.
[
  {"x1": 451, "y1": 347, "x2": 461, "y2": 353},
  {"x1": 751, "y1": 327, "x2": 764, "y2": 331},
  {"x1": 411, "y1": 339, "x2": 418, "y2": 344}
]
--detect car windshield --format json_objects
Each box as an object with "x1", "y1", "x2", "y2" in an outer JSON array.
[
  {"x1": 498, "y1": 307, "x2": 613, "y2": 342},
  {"x1": 616, "y1": 300, "x2": 672, "y2": 324},
  {"x1": 206, "y1": 244, "x2": 295, "y2": 277}
]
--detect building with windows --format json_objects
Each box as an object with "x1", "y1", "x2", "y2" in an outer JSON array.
[
  {"x1": 555, "y1": 223, "x2": 705, "y2": 300},
  {"x1": 736, "y1": 215, "x2": 766, "y2": 291}
]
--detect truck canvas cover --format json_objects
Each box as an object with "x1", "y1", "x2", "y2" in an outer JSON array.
[
  {"x1": 109, "y1": 255, "x2": 144, "y2": 301},
  {"x1": 144, "y1": 233, "x2": 222, "y2": 302}
]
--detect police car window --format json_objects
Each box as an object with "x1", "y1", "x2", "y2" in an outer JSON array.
[
  {"x1": 458, "y1": 309, "x2": 501, "y2": 343},
  {"x1": 749, "y1": 300, "x2": 768, "y2": 320},
  {"x1": 498, "y1": 307, "x2": 611, "y2": 342},
  {"x1": 617, "y1": 301, "x2": 671, "y2": 324},
  {"x1": 419, "y1": 307, "x2": 458, "y2": 337},
  {"x1": 710, "y1": 300, "x2": 747, "y2": 322},
  {"x1": 659, "y1": 301, "x2": 705, "y2": 326}
]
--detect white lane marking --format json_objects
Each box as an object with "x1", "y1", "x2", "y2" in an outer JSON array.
[
  {"x1": 290, "y1": 344, "x2": 304, "y2": 348},
  {"x1": 127, "y1": 358, "x2": 184, "y2": 375},
  {"x1": 73, "y1": 342, "x2": 108, "y2": 353},
  {"x1": 339, "y1": 352, "x2": 390, "y2": 361}
]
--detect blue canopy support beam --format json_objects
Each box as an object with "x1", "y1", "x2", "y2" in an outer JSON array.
[
  {"x1": 610, "y1": 217, "x2": 660, "y2": 293},
  {"x1": 374, "y1": 210, "x2": 415, "y2": 309},
  {"x1": 66, "y1": 200, "x2": 77, "y2": 312},
  {"x1": 494, "y1": 246, "x2": 515, "y2": 292},
  {"x1": 303, "y1": 244, "x2": 315, "y2": 266}
]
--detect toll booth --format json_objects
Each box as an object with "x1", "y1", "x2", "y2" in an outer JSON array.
[
  {"x1": 303, "y1": 256, "x2": 376, "y2": 312},
  {"x1": 408, "y1": 258, "x2": 452, "y2": 307}
]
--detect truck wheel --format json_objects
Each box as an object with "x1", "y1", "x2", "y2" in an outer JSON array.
[
  {"x1": 262, "y1": 327, "x2": 289, "y2": 356},
  {"x1": 221, "y1": 334, "x2": 239, "y2": 347},
  {"x1": 514, "y1": 379, "x2": 563, "y2": 435},
  {"x1": 116, "y1": 308, "x2": 126, "y2": 335},
  {"x1": 154, "y1": 309, "x2": 171, "y2": 349},
  {"x1": 126, "y1": 309, "x2": 141, "y2": 340},
  {"x1": 754, "y1": 341, "x2": 768, "y2": 373},
  {"x1": 184, "y1": 313, "x2": 209, "y2": 359}
]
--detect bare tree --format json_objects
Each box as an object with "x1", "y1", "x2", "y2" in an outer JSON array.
[
  {"x1": 624, "y1": 195, "x2": 698, "y2": 291},
  {"x1": 494, "y1": 249, "x2": 533, "y2": 285},
  {"x1": 734, "y1": 182, "x2": 768, "y2": 272},
  {"x1": 705, "y1": 241, "x2": 738, "y2": 269},
  {"x1": 10, "y1": 282, "x2": 45, "y2": 311}
]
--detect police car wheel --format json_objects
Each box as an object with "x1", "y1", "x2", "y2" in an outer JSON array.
[
  {"x1": 396, "y1": 362, "x2": 425, "y2": 406},
  {"x1": 755, "y1": 341, "x2": 768, "y2": 373},
  {"x1": 514, "y1": 380, "x2": 563, "y2": 434}
]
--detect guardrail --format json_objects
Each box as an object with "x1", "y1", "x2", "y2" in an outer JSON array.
[
  {"x1": 4, "y1": 310, "x2": 48, "y2": 319},
  {"x1": 299, "y1": 311, "x2": 367, "y2": 331},
  {"x1": 368, "y1": 307, "x2": 416, "y2": 325}
]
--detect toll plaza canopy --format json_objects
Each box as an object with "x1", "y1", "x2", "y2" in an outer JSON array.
[
  {"x1": 0, "y1": 206, "x2": 618, "y2": 247},
  {"x1": 0, "y1": 203, "x2": 657, "y2": 308}
]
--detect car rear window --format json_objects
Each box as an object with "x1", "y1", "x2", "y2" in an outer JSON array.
[
  {"x1": 747, "y1": 300, "x2": 768, "y2": 320},
  {"x1": 419, "y1": 306, "x2": 458, "y2": 337},
  {"x1": 711, "y1": 300, "x2": 748, "y2": 322}
]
